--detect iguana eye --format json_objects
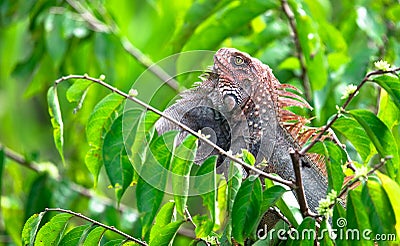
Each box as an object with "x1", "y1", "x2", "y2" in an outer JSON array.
[{"x1": 234, "y1": 56, "x2": 244, "y2": 65}]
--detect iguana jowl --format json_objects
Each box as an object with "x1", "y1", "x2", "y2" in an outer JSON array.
[{"x1": 156, "y1": 48, "x2": 328, "y2": 213}]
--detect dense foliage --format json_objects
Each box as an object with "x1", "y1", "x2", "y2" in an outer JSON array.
[{"x1": 1, "y1": 0, "x2": 400, "y2": 245}]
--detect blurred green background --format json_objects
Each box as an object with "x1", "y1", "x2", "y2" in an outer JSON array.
[{"x1": 0, "y1": 0, "x2": 399, "y2": 245}]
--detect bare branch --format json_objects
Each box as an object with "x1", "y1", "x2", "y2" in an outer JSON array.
[
  {"x1": 289, "y1": 149, "x2": 313, "y2": 217},
  {"x1": 54, "y1": 74, "x2": 296, "y2": 188},
  {"x1": 300, "y1": 67, "x2": 400, "y2": 155},
  {"x1": 45, "y1": 208, "x2": 148, "y2": 246}
]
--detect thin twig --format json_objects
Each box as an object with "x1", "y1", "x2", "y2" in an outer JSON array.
[
  {"x1": 65, "y1": 0, "x2": 181, "y2": 92},
  {"x1": 336, "y1": 156, "x2": 391, "y2": 202},
  {"x1": 300, "y1": 67, "x2": 400, "y2": 155},
  {"x1": 281, "y1": 0, "x2": 312, "y2": 102},
  {"x1": 0, "y1": 144, "x2": 129, "y2": 212},
  {"x1": 54, "y1": 74, "x2": 296, "y2": 188},
  {"x1": 289, "y1": 149, "x2": 312, "y2": 217},
  {"x1": 45, "y1": 208, "x2": 148, "y2": 246}
]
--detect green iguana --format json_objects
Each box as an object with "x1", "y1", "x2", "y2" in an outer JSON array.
[{"x1": 156, "y1": 47, "x2": 332, "y2": 214}]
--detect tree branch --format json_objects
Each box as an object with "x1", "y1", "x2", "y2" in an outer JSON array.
[
  {"x1": 0, "y1": 144, "x2": 130, "y2": 213},
  {"x1": 281, "y1": 0, "x2": 312, "y2": 102},
  {"x1": 54, "y1": 74, "x2": 296, "y2": 188},
  {"x1": 289, "y1": 149, "x2": 313, "y2": 218},
  {"x1": 300, "y1": 67, "x2": 400, "y2": 155},
  {"x1": 45, "y1": 208, "x2": 148, "y2": 246},
  {"x1": 65, "y1": 0, "x2": 181, "y2": 92}
]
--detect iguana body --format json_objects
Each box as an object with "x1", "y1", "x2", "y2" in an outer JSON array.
[{"x1": 156, "y1": 48, "x2": 327, "y2": 212}]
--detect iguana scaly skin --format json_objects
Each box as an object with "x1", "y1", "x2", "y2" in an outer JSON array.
[{"x1": 156, "y1": 48, "x2": 328, "y2": 212}]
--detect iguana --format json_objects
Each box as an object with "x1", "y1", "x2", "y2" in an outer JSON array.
[{"x1": 156, "y1": 47, "x2": 330, "y2": 214}]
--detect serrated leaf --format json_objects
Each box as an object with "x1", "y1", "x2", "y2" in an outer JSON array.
[
  {"x1": 66, "y1": 79, "x2": 92, "y2": 103},
  {"x1": 333, "y1": 116, "x2": 374, "y2": 162},
  {"x1": 241, "y1": 149, "x2": 255, "y2": 166},
  {"x1": 232, "y1": 176, "x2": 263, "y2": 244},
  {"x1": 58, "y1": 224, "x2": 90, "y2": 246},
  {"x1": 85, "y1": 93, "x2": 124, "y2": 186},
  {"x1": 171, "y1": 134, "x2": 197, "y2": 216},
  {"x1": 103, "y1": 114, "x2": 134, "y2": 203},
  {"x1": 83, "y1": 226, "x2": 106, "y2": 246},
  {"x1": 34, "y1": 213, "x2": 73, "y2": 245},
  {"x1": 372, "y1": 75, "x2": 400, "y2": 111},
  {"x1": 47, "y1": 86, "x2": 64, "y2": 163},
  {"x1": 150, "y1": 202, "x2": 175, "y2": 242},
  {"x1": 362, "y1": 179, "x2": 396, "y2": 237},
  {"x1": 136, "y1": 131, "x2": 178, "y2": 239},
  {"x1": 348, "y1": 109, "x2": 399, "y2": 180},
  {"x1": 22, "y1": 212, "x2": 45, "y2": 246}
]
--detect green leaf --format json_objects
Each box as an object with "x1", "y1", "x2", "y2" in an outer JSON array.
[
  {"x1": 318, "y1": 219, "x2": 335, "y2": 246},
  {"x1": 192, "y1": 215, "x2": 214, "y2": 239},
  {"x1": 324, "y1": 141, "x2": 346, "y2": 193},
  {"x1": 149, "y1": 220, "x2": 184, "y2": 246},
  {"x1": 193, "y1": 156, "x2": 217, "y2": 222},
  {"x1": 34, "y1": 213, "x2": 73, "y2": 245},
  {"x1": 378, "y1": 90, "x2": 400, "y2": 130},
  {"x1": 171, "y1": 134, "x2": 197, "y2": 216},
  {"x1": 332, "y1": 203, "x2": 346, "y2": 246},
  {"x1": 346, "y1": 188, "x2": 374, "y2": 246},
  {"x1": 287, "y1": 217, "x2": 316, "y2": 245},
  {"x1": 362, "y1": 179, "x2": 396, "y2": 239},
  {"x1": 261, "y1": 185, "x2": 287, "y2": 213},
  {"x1": 289, "y1": 0, "x2": 327, "y2": 90},
  {"x1": 47, "y1": 86, "x2": 64, "y2": 163},
  {"x1": 45, "y1": 14, "x2": 68, "y2": 68},
  {"x1": 0, "y1": 148, "x2": 4, "y2": 206},
  {"x1": 136, "y1": 131, "x2": 178, "y2": 239},
  {"x1": 227, "y1": 162, "x2": 243, "y2": 214},
  {"x1": 103, "y1": 239, "x2": 124, "y2": 246},
  {"x1": 24, "y1": 174, "x2": 52, "y2": 222},
  {"x1": 59, "y1": 224, "x2": 90, "y2": 246},
  {"x1": 333, "y1": 116, "x2": 374, "y2": 162},
  {"x1": 103, "y1": 113, "x2": 134, "y2": 203},
  {"x1": 85, "y1": 93, "x2": 124, "y2": 186},
  {"x1": 372, "y1": 75, "x2": 400, "y2": 111},
  {"x1": 83, "y1": 226, "x2": 106, "y2": 246},
  {"x1": 377, "y1": 172, "x2": 400, "y2": 240},
  {"x1": 183, "y1": 0, "x2": 278, "y2": 51},
  {"x1": 66, "y1": 79, "x2": 92, "y2": 105},
  {"x1": 149, "y1": 202, "x2": 175, "y2": 242},
  {"x1": 241, "y1": 149, "x2": 255, "y2": 166},
  {"x1": 348, "y1": 109, "x2": 399, "y2": 180},
  {"x1": 232, "y1": 176, "x2": 263, "y2": 244},
  {"x1": 22, "y1": 212, "x2": 45, "y2": 246}
]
